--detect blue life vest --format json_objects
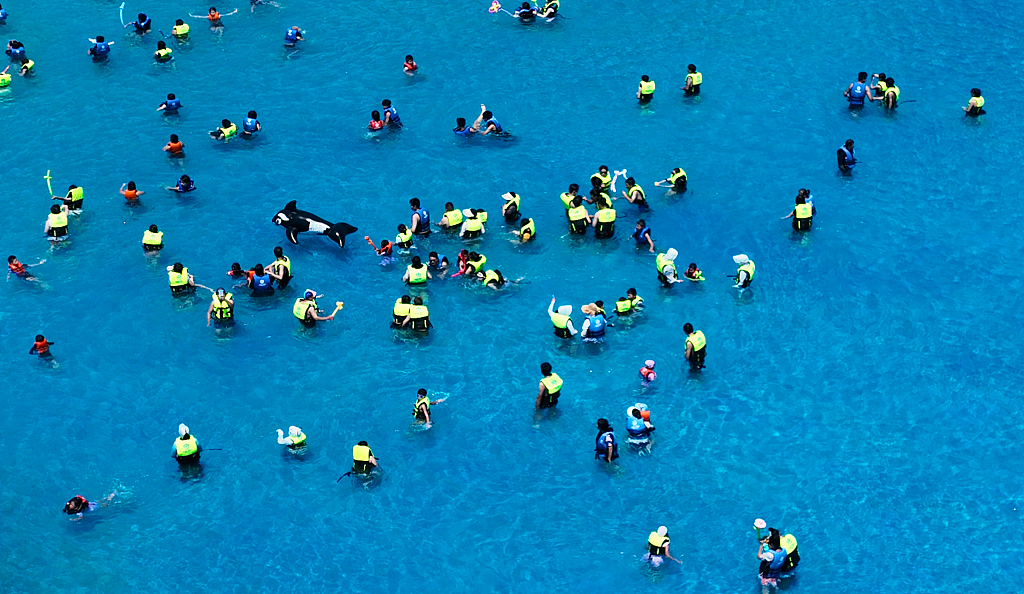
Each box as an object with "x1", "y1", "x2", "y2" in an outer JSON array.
[
  {"x1": 486, "y1": 118, "x2": 502, "y2": 133},
  {"x1": 165, "y1": 98, "x2": 181, "y2": 111},
  {"x1": 626, "y1": 416, "x2": 649, "y2": 437},
  {"x1": 135, "y1": 18, "x2": 151, "y2": 32},
  {"x1": 414, "y1": 208, "x2": 430, "y2": 228},
  {"x1": 841, "y1": 146, "x2": 856, "y2": 167},
  {"x1": 243, "y1": 117, "x2": 259, "y2": 132},
  {"x1": 285, "y1": 29, "x2": 298, "y2": 43},
  {"x1": 177, "y1": 179, "x2": 194, "y2": 192},
  {"x1": 586, "y1": 314, "x2": 605, "y2": 338},
  {"x1": 94, "y1": 42, "x2": 110, "y2": 55},
  {"x1": 384, "y1": 106, "x2": 401, "y2": 125},
  {"x1": 8, "y1": 47, "x2": 24, "y2": 60},
  {"x1": 454, "y1": 127, "x2": 474, "y2": 137},
  {"x1": 849, "y1": 81, "x2": 867, "y2": 105},
  {"x1": 765, "y1": 548, "x2": 787, "y2": 577},
  {"x1": 0, "y1": 8, "x2": 8, "y2": 18},
  {"x1": 632, "y1": 226, "x2": 650, "y2": 244},
  {"x1": 253, "y1": 274, "x2": 273, "y2": 291},
  {"x1": 430, "y1": 255, "x2": 448, "y2": 271},
  {"x1": 595, "y1": 430, "x2": 617, "y2": 459}
]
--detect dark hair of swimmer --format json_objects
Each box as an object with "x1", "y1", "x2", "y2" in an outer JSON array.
[
  {"x1": 636, "y1": 219, "x2": 646, "y2": 227},
  {"x1": 568, "y1": 183, "x2": 579, "y2": 193},
  {"x1": 274, "y1": 246, "x2": 284, "y2": 257},
  {"x1": 382, "y1": 99, "x2": 392, "y2": 107},
  {"x1": 683, "y1": 322, "x2": 694, "y2": 333},
  {"x1": 595, "y1": 299, "x2": 604, "y2": 310},
  {"x1": 400, "y1": 295, "x2": 411, "y2": 304},
  {"x1": 971, "y1": 88, "x2": 981, "y2": 97},
  {"x1": 599, "y1": 165, "x2": 609, "y2": 173},
  {"x1": 445, "y1": 202, "x2": 455, "y2": 210},
  {"x1": 521, "y1": 1, "x2": 530, "y2": 7},
  {"x1": 96, "y1": 35, "x2": 105, "y2": 42},
  {"x1": 625, "y1": 177, "x2": 636, "y2": 186},
  {"x1": 641, "y1": 75, "x2": 650, "y2": 82},
  {"x1": 138, "y1": 13, "x2": 146, "y2": 20},
  {"x1": 590, "y1": 176, "x2": 603, "y2": 188},
  {"x1": 157, "y1": 40, "x2": 167, "y2": 50},
  {"x1": 627, "y1": 287, "x2": 637, "y2": 297},
  {"x1": 248, "y1": 110, "x2": 257, "y2": 118},
  {"x1": 410, "y1": 198, "x2": 421, "y2": 208},
  {"x1": 857, "y1": 71, "x2": 867, "y2": 82},
  {"x1": 398, "y1": 224, "x2": 408, "y2": 232},
  {"x1": 597, "y1": 418, "x2": 610, "y2": 431},
  {"x1": 371, "y1": 110, "x2": 380, "y2": 120},
  {"x1": 253, "y1": 263, "x2": 264, "y2": 275},
  {"x1": 541, "y1": 362, "x2": 552, "y2": 375},
  {"x1": 571, "y1": 196, "x2": 582, "y2": 208},
  {"x1": 180, "y1": 174, "x2": 191, "y2": 184},
  {"x1": 482, "y1": 110, "x2": 493, "y2": 119},
  {"x1": 631, "y1": 408, "x2": 642, "y2": 418},
  {"x1": 358, "y1": 440, "x2": 369, "y2": 446},
  {"x1": 379, "y1": 239, "x2": 389, "y2": 246},
  {"x1": 231, "y1": 262, "x2": 242, "y2": 272},
  {"x1": 127, "y1": 181, "x2": 137, "y2": 190},
  {"x1": 7, "y1": 255, "x2": 16, "y2": 263},
  {"x1": 221, "y1": 119, "x2": 231, "y2": 127},
  {"x1": 50, "y1": 204, "x2": 61, "y2": 214},
  {"x1": 175, "y1": 19, "x2": 184, "y2": 25},
  {"x1": 456, "y1": 117, "x2": 466, "y2": 127},
  {"x1": 172, "y1": 262, "x2": 184, "y2": 273},
  {"x1": 876, "y1": 72, "x2": 886, "y2": 81},
  {"x1": 429, "y1": 252, "x2": 438, "y2": 259},
  {"x1": 167, "y1": 93, "x2": 176, "y2": 99},
  {"x1": 688, "y1": 64, "x2": 696, "y2": 73},
  {"x1": 417, "y1": 387, "x2": 427, "y2": 396},
  {"x1": 413, "y1": 296, "x2": 423, "y2": 305},
  {"x1": 35, "y1": 334, "x2": 45, "y2": 342},
  {"x1": 149, "y1": 224, "x2": 159, "y2": 232},
  {"x1": 520, "y1": 218, "x2": 530, "y2": 227},
  {"x1": 411, "y1": 256, "x2": 421, "y2": 266},
  {"x1": 795, "y1": 195, "x2": 806, "y2": 204},
  {"x1": 886, "y1": 77, "x2": 895, "y2": 86},
  {"x1": 170, "y1": 134, "x2": 179, "y2": 142},
  {"x1": 406, "y1": 54, "x2": 414, "y2": 61}
]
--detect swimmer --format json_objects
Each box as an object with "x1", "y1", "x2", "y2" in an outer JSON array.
[
  {"x1": 501, "y1": 192, "x2": 521, "y2": 221},
  {"x1": 375, "y1": 238, "x2": 396, "y2": 264},
  {"x1": 191, "y1": 7, "x2": 237, "y2": 29},
  {"x1": 53, "y1": 184, "x2": 84, "y2": 212},
  {"x1": 567, "y1": 196, "x2": 591, "y2": 234},
  {"x1": 251, "y1": 0, "x2": 281, "y2": 11},
  {"x1": 248, "y1": 263, "x2": 275, "y2": 295},
  {"x1": 226, "y1": 262, "x2": 249, "y2": 280},
  {"x1": 681, "y1": 64, "x2": 702, "y2": 95},
  {"x1": 732, "y1": 253, "x2": 755, "y2": 288},
  {"x1": 381, "y1": 99, "x2": 402, "y2": 128},
  {"x1": 843, "y1": 71, "x2": 874, "y2": 107},
  {"x1": 591, "y1": 166, "x2": 612, "y2": 192},
  {"x1": 154, "y1": 41, "x2": 173, "y2": 62},
  {"x1": 276, "y1": 426, "x2": 307, "y2": 449},
  {"x1": 438, "y1": 203, "x2": 463, "y2": 229},
  {"x1": 44, "y1": 204, "x2": 69, "y2": 240},
  {"x1": 404, "y1": 54, "x2": 418, "y2": 75},
  {"x1": 142, "y1": 224, "x2": 163, "y2": 251},
  {"x1": 207, "y1": 287, "x2": 234, "y2": 326},
  {"x1": 459, "y1": 210, "x2": 486, "y2": 239},
  {"x1": 17, "y1": 57, "x2": 31, "y2": 76},
  {"x1": 242, "y1": 110, "x2": 261, "y2": 137},
  {"x1": 548, "y1": 296, "x2": 577, "y2": 338},
  {"x1": 63, "y1": 491, "x2": 116, "y2": 520},
  {"x1": 758, "y1": 532, "x2": 788, "y2": 590},
  {"x1": 87, "y1": 36, "x2": 113, "y2": 59},
  {"x1": 656, "y1": 248, "x2": 681, "y2": 286},
  {"x1": 453, "y1": 117, "x2": 476, "y2": 137},
  {"x1": 293, "y1": 289, "x2": 338, "y2": 327},
  {"x1": 120, "y1": 181, "x2": 145, "y2": 203},
  {"x1": 168, "y1": 174, "x2": 195, "y2": 192},
  {"x1": 125, "y1": 12, "x2": 152, "y2": 33},
  {"x1": 395, "y1": 224, "x2": 413, "y2": 249},
  {"x1": 626, "y1": 403, "x2": 655, "y2": 453},
  {"x1": 410, "y1": 198, "x2": 430, "y2": 236},
  {"x1": 167, "y1": 263, "x2": 195, "y2": 294},
  {"x1": 413, "y1": 388, "x2": 446, "y2": 428},
  {"x1": 351, "y1": 441, "x2": 378, "y2": 474},
  {"x1": 428, "y1": 252, "x2": 450, "y2": 275},
  {"x1": 619, "y1": 177, "x2": 648, "y2": 210},
  {"x1": 837, "y1": 139, "x2": 856, "y2": 173},
  {"x1": 587, "y1": 178, "x2": 611, "y2": 205},
  {"x1": 7, "y1": 255, "x2": 45, "y2": 282},
  {"x1": 209, "y1": 118, "x2": 237, "y2": 139},
  {"x1": 560, "y1": 183, "x2": 580, "y2": 212},
  {"x1": 368, "y1": 110, "x2": 384, "y2": 130},
  {"x1": 476, "y1": 269, "x2": 506, "y2": 289},
  {"x1": 538, "y1": 0, "x2": 559, "y2": 18},
  {"x1": 514, "y1": 1, "x2": 538, "y2": 21},
  {"x1": 448, "y1": 249, "x2": 470, "y2": 277},
  {"x1": 580, "y1": 303, "x2": 607, "y2": 342},
  {"x1": 172, "y1": 423, "x2": 202, "y2": 465},
  {"x1": 401, "y1": 296, "x2": 432, "y2": 332},
  {"x1": 461, "y1": 251, "x2": 487, "y2": 276},
  {"x1": 472, "y1": 104, "x2": 505, "y2": 135},
  {"x1": 402, "y1": 255, "x2": 431, "y2": 285},
  {"x1": 644, "y1": 526, "x2": 681, "y2": 566},
  {"x1": 653, "y1": 167, "x2": 687, "y2": 193},
  {"x1": 592, "y1": 196, "x2": 616, "y2": 238},
  {"x1": 637, "y1": 75, "x2": 656, "y2": 103},
  {"x1": 963, "y1": 88, "x2": 985, "y2": 116},
  {"x1": 284, "y1": 26, "x2": 303, "y2": 46},
  {"x1": 265, "y1": 246, "x2": 292, "y2": 288},
  {"x1": 595, "y1": 418, "x2": 619, "y2": 462},
  {"x1": 513, "y1": 217, "x2": 535, "y2": 242},
  {"x1": 0, "y1": 4, "x2": 7, "y2": 24},
  {"x1": 638, "y1": 361, "x2": 656, "y2": 385},
  {"x1": 29, "y1": 334, "x2": 54, "y2": 358},
  {"x1": 870, "y1": 72, "x2": 888, "y2": 96},
  {"x1": 631, "y1": 220, "x2": 655, "y2": 252},
  {"x1": 392, "y1": 295, "x2": 411, "y2": 326},
  {"x1": 683, "y1": 323, "x2": 706, "y2": 371},
  {"x1": 536, "y1": 362, "x2": 563, "y2": 409},
  {"x1": 171, "y1": 19, "x2": 190, "y2": 38},
  {"x1": 6, "y1": 39, "x2": 25, "y2": 60},
  {"x1": 881, "y1": 77, "x2": 899, "y2": 109},
  {"x1": 614, "y1": 288, "x2": 643, "y2": 315},
  {"x1": 0, "y1": 65, "x2": 12, "y2": 88},
  {"x1": 163, "y1": 134, "x2": 185, "y2": 156},
  {"x1": 158, "y1": 94, "x2": 182, "y2": 113},
  {"x1": 781, "y1": 188, "x2": 814, "y2": 231},
  {"x1": 684, "y1": 262, "x2": 703, "y2": 281}
]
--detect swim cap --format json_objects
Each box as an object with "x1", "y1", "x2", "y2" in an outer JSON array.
[
  {"x1": 178, "y1": 423, "x2": 189, "y2": 436},
  {"x1": 645, "y1": 360, "x2": 655, "y2": 368},
  {"x1": 304, "y1": 289, "x2": 315, "y2": 299},
  {"x1": 657, "y1": 526, "x2": 668, "y2": 536},
  {"x1": 288, "y1": 426, "x2": 301, "y2": 437}
]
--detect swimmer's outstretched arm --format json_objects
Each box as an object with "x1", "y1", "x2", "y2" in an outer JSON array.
[{"x1": 781, "y1": 210, "x2": 795, "y2": 220}]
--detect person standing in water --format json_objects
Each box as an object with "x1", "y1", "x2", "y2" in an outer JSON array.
[
  {"x1": 172, "y1": 423, "x2": 202, "y2": 465},
  {"x1": 963, "y1": 88, "x2": 985, "y2": 116},
  {"x1": 594, "y1": 418, "x2": 619, "y2": 462},
  {"x1": 412, "y1": 388, "x2": 446, "y2": 428},
  {"x1": 644, "y1": 526, "x2": 682, "y2": 566},
  {"x1": 837, "y1": 139, "x2": 856, "y2": 173},
  {"x1": 276, "y1": 426, "x2": 307, "y2": 449},
  {"x1": 843, "y1": 71, "x2": 874, "y2": 107},
  {"x1": 536, "y1": 362, "x2": 563, "y2": 410}
]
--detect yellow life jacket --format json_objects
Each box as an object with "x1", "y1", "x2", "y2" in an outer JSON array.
[
  {"x1": 175, "y1": 436, "x2": 198, "y2": 456},
  {"x1": 520, "y1": 219, "x2": 535, "y2": 241},
  {"x1": 0, "y1": 73, "x2": 10, "y2": 87},
  {"x1": 293, "y1": 298, "x2": 314, "y2": 320},
  {"x1": 687, "y1": 72, "x2": 703, "y2": 86},
  {"x1": 540, "y1": 373, "x2": 563, "y2": 394},
  {"x1": 413, "y1": 395, "x2": 431, "y2": 417},
  {"x1": 568, "y1": 205, "x2": 588, "y2": 222},
  {"x1": 669, "y1": 168, "x2": 687, "y2": 184},
  {"x1": 629, "y1": 184, "x2": 646, "y2": 201},
  {"x1": 504, "y1": 194, "x2": 521, "y2": 214},
  {"x1": 549, "y1": 312, "x2": 569, "y2": 329},
  {"x1": 656, "y1": 254, "x2": 676, "y2": 276},
  {"x1": 48, "y1": 212, "x2": 68, "y2": 229},
  {"x1": 630, "y1": 295, "x2": 643, "y2": 308},
  {"x1": 353, "y1": 444, "x2": 371, "y2": 462},
  {"x1": 273, "y1": 257, "x2": 291, "y2": 276},
  {"x1": 220, "y1": 123, "x2": 237, "y2": 138},
  {"x1": 393, "y1": 299, "x2": 411, "y2": 318},
  {"x1": 443, "y1": 209, "x2": 463, "y2": 226},
  {"x1": 887, "y1": 85, "x2": 900, "y2": 104},
  {"x1": 592, "y1": 171, "x2": 612, "y2": 189},
  {"x1": 168, "y1": 267, "x2": 190, "y2": 287},
  {"x1": 466, "y1": 255, "x2": 486, "y2": 271},
  {"x1": 686, "y1": 330, "x2": 706, "y2": 351},
  {"x1": 647, "y1": 532, "x2": 669, "y2": 555},
  {"x1": 172, "y1": 23, "x2": 190, "y2": 36},
  {"x1": 780, "y1": 534, "x2": 798, "y2": 554},
  {"x1": 463, "y1": 217, "x2": 483, "y2": 233},
  {"x1": 482, "y1": 270, "x2": 501, "y2": 285},
  {"x1": 559, "y1": 192, "x2": 574, "y2": 210},
  {"x1": 738, "y1": 261, "x2": 756, "y2": 282},
  {"x1": 615, "y1": 298, "x2": 632, "y2": 313},
  {"x1": 639, "y1": 80, "x2": 656, "y2": 94},
  {"x1": 290, "y1": 432, "x2": 307, "y2": 446},
  {"x1": 22, "y1": 59, "x2": 35, "y2": 72},
  {"x1": 795, "y1": 204, "x2": 813, "y2": 219},
  {"x1": 406, "y1": 264, "x2": 428, "y2": 284},
  {"x1": 971, "y1": 96, "x2": 985, "y2": 109},
  {"x1": 396, "y1": 229, "x2": 413, "y2": 244},
  {"x1": 143, "y1": 230, "x2": 163, "y2": 245},
  {"x1": 156, "y1": 48, "x2": 173, "y2": 59},
  {"x1": 596, "y1": 208, "x2": 616, "y2": 223},
  {"x1": 212, "y1": 293, "x2": 233, "y2": 319}
]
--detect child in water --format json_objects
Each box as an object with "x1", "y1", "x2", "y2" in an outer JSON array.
[
  {"x1": 684, "y1": 263, "x2": 704, "y2": 281},
  {"x1": 30, "y1": 334, "x2": 54, "y2": 358},
  {"x1": 403, "y1": 54, "x2": 417, "y2": 75},
  {"x1": 375, "y1": 239, "x2": 397, "y2": 266},
  {"x1": 120, "y1": 181, "x2": 145, "y2": 203},
  {"x1": 639, "y1": 360, "x2": 656, "y2": 385},
  {"x1": 368, "y1": 110, "x2": 384, "y2": 130}
]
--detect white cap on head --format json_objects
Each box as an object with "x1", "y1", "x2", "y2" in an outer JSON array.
[
  {"x1": 178, "y1": 423, "x2": 189, "y2": 437},
  {"x1": 762, "y1": 551, "x2": 775, "y2": 562},
  {"x1": 635, "y1": 402, "x2": 648, "y2": 411},
  {"x1": 557, "y1": 305, "x2": 572, "y2": 316},
  {"x1": 502, "y1": 192, "x2": 516, "y2": 201},
  {"x1": 657, "y1": 526, "x2": 668, "y2": 536},
  {"x1": 733, "y1": 254, "x2": 749, "y2": 264},
  {"x1": 462, "y1": 208, "x2": 475, "y2": 217},
  {"x1": 627, "y1": 406, "x2": 637, "y2": 417},
  {"x1": 645, "y1": 360, "x2": 656, "y2": 368},
  {"x1": 289, "y1": 426, "x2": 301, "y2": 437},
  {"x1": 665, "y1": 248, "x2": 678, "y2": 260}
]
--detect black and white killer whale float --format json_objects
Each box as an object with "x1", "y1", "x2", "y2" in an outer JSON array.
[{"x1": 271, "y1": 200, "x2": 358, "y2": 247}]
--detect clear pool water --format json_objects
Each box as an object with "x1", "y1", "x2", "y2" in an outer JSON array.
[{"x1": 2, "y1": 0, "x2": 1022, "y2": 592}]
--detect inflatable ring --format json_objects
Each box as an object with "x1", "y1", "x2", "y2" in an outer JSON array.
[{"x1": 488, "y1": 1, "x2": 501, "y2": 12}]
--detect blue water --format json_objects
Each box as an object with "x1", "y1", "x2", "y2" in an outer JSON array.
[{"x1": 2, "y1": 0, "x2": 1023, "y2": 592}]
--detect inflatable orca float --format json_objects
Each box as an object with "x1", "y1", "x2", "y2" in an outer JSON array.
[{"x1": 272, "y1": 201, "x2": 357, "y2": 247}]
